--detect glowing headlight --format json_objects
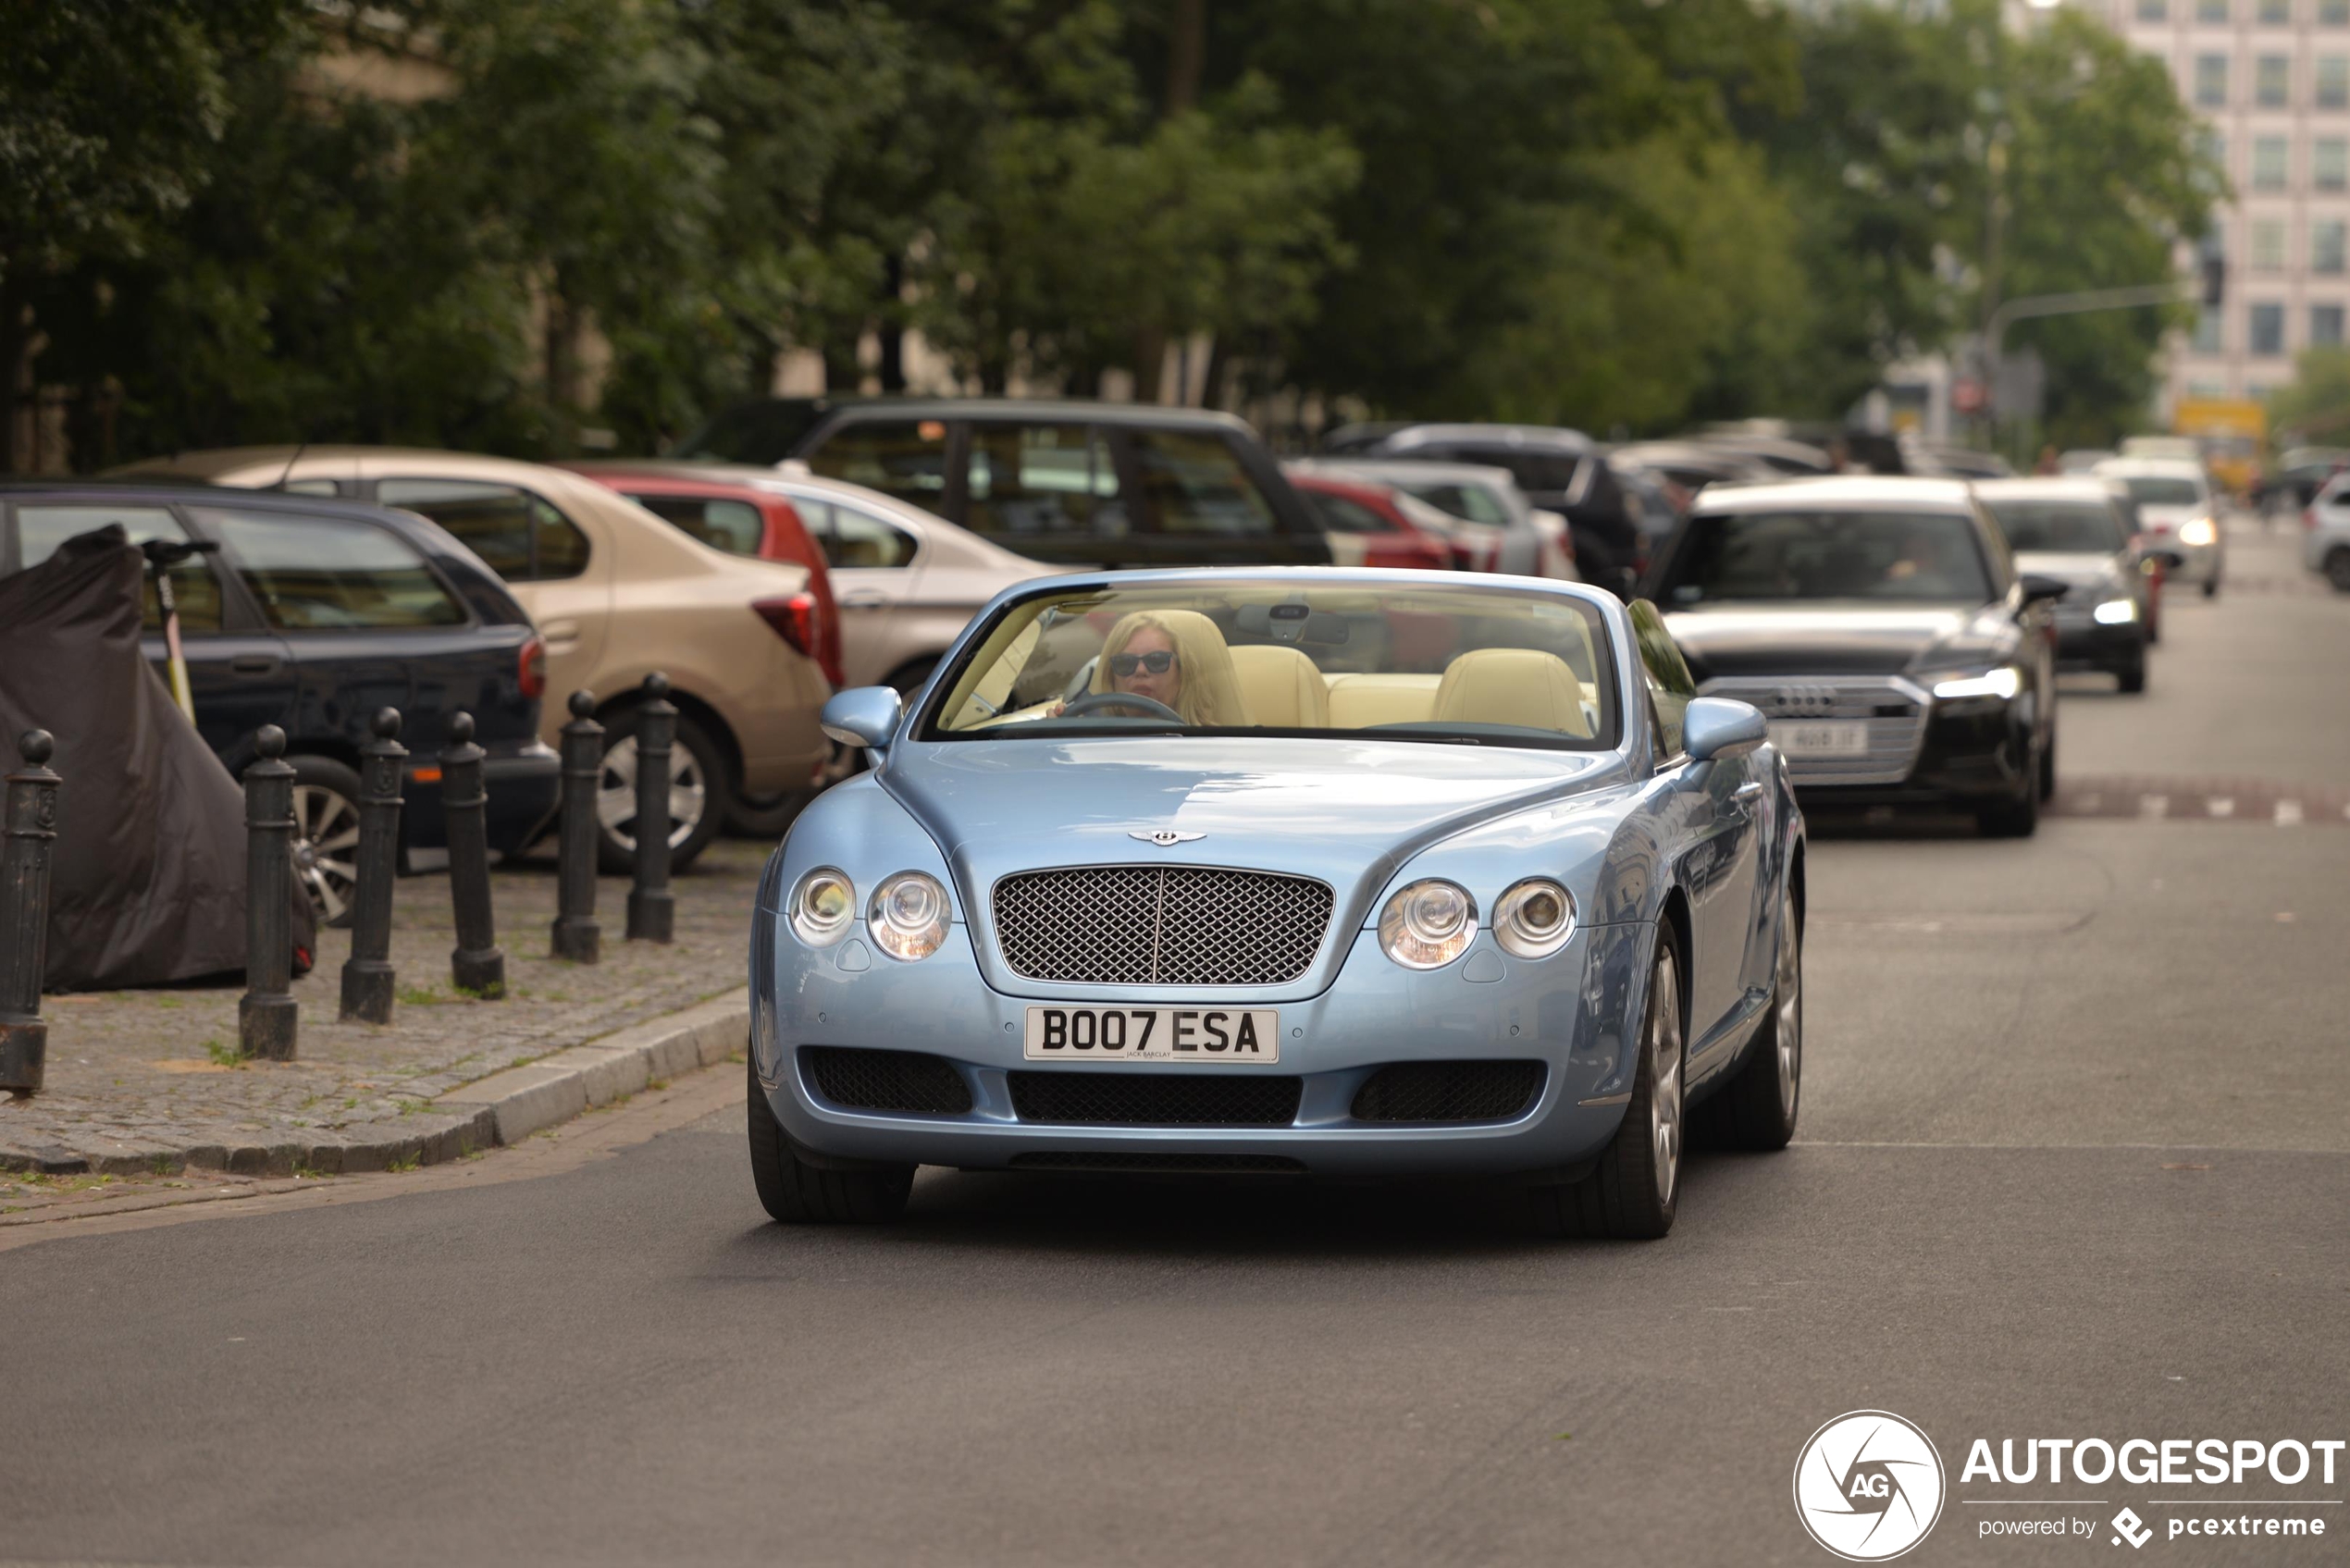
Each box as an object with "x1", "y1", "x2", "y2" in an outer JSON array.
[
  {"x1": 1493, "y1": 878, "x2": 1577, "y2": 959},
  {"x1": 1379, "y1": 880, "x2": 1477, "y2": 969},
  {"x1": 1929, "y1": 665, "x2": 2022, "y2": 701},
  {"x1": 869, "y1": 870, "x2": 951, "y2": 961},
  {"x1": 789, "y1": 868, "x2": 856, "y2": 946},
  {"x1": 2178, "y1": 516, "x2": 2217, "y2": 547},
  {"x1": 2092, "y1": 597, "x2": 2138, "y2": 624}
]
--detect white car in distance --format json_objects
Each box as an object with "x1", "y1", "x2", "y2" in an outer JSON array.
[{"x1": 2094, "y1": 457, "x2": 2224, "y2": 599}]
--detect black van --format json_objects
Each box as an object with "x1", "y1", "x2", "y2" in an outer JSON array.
[{"x1": 676, "y1": 399, "x2": 1331, "y2": 570}]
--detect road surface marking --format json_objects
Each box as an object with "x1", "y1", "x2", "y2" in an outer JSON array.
[
  {"x1": 2208, "y1": 797, "x2": 2234, "y2": 818},
  {"x1": 2276, "y1": 799, "x2": 2305, "y2": 826}
]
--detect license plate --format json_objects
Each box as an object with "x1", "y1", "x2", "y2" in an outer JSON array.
[
  {"x1": 1023, "y1": 1006, "x2": 1280, "y2": 1063},
  {"x1": 1769, "y1": 720, "x2": 1868, "y2": 758}
]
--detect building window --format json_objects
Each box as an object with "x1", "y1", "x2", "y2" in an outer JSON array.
[
  {"x1": 2315, "y1": 304, "x2": 2348, "y2": 345},
  {"x1": 2321, "y1": 56, "x2": 2350, "y2": 106},
  {"x1": 2195, "y1": 54, "x2": 2230, "y2": 104},
  {"x1": 2256, "y1": 56, "x2": 2291, "y2": 106},
  {"x1": 2186, "y1": 378, "x2": 2230, "y2": 399},
  {"x1": 2252, "y1": 135, "x2": 2289, "y2": 188},
  {"x1": 2319, "y1": 138, "x2": 2349, "y2": 189},
  {"x1": 2317, "y1": 220, "x2": 2349, "y2": 273},
  {"x1": 2258, "y1": 0, "x2": 2290, "y2": 19},
  {"x1": 2195, "y1": 306, "x2": 2226, "y2": 352},
  {"x1": 2197, "y1": 0, "x2": 2230, "y2": 18},
  {"x1": 2249, "y1": 302, "x2": 2286, "y2": 354},
  {"x1": 2326, "y1": 0, "x2": 2350, "y2": 24},
  {"x1": 2139, "y1": 0, "x2": 2170, "y2": 19},
  {"x1": 2251, "y1": 218, "x2": 2287, "y2": 269}
]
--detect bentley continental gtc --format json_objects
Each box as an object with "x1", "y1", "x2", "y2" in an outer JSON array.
[{"x1": 748, "y1": 571, "x2": 1806, "y2": 1239}]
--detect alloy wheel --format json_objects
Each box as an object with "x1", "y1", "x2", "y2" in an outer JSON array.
[
  {"x1": 1775, "y1": 890, "x2": 1802, "y2": 1124},
  {"x1": 598, "y1": 735, "x2": 705, "y2": 853},
  {"x1": 1649, "y1": 949, "x2": 1685, "y2": 1209},
  {"x1": 290, "y1": 783, "x2": 361, "y2": 924}
]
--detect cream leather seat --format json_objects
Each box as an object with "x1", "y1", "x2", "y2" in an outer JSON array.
[
  {"x1": 1228, "y1": 644, "x2": 1330, "y2": 728},
  {"x1": 1432, "y1": 648, "x2": 1592, "y2": 737},
  {"x1": 1327, "y1": 673, "x2": 1441, "y2": 728}
]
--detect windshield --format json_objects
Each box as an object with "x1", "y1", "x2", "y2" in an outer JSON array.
[
  {"x1": 2117, "y1": 475, "x2": 2203, "y2": 508},
  {"x1": 1661, "y1": 510, "x2": 1994, "y2": 604},
  {"x1": 922, "y1": 580, "x2": 1618, "y2": 751},
  {"x1": 1985, "y1": 500, "x2": 2124, "y2": 554}
]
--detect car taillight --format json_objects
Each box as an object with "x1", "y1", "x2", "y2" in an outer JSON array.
[
  {"x1": 753, "y1": 593, "x2": 821, "y2": 665},
  {"x1": 2307, "y1": 507, "x2": 2320, "y2": 531},
  {"x1": 518, "y1": 636, "x2": 546, "y2": 699}
]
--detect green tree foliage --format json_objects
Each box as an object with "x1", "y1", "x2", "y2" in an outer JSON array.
[{"x1": 2267, "y1": 348, "x2": 2350, "y2": 445}]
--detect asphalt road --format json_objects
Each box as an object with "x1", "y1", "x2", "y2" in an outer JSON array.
[{"x1": 6, "y1": 524, "x2": 2345, "y2": 1568}]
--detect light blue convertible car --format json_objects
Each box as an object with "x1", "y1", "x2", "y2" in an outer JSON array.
[{"x1": 747, "y1": 570, "x2": 1805, "y2": 1238}]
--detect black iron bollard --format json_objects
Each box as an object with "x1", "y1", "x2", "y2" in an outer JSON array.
[
  {"x1": 442, "y1": 711, "x2": 506, "y2": 997},
  {"x1": 550, "y1": 691, "x2": 601, "y2": 964},
  {"x1": 626, "y1": 673, "x2": 676, "y2": 944},
  {"x1": 1, "y1": 731, "x2": 61, "y2": 1096},
  {"x1": 339, "y1": 708, "x2": 404, "y2": 1024},
  {"x1": 241, "y1": 726, "x2": 300, "y2": 1061}
]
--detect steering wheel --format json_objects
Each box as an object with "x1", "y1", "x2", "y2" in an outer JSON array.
[{"x1": 1058, "y1": 690, "x2": 1185, "y2": 723}]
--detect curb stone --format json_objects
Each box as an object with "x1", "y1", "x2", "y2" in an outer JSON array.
[{"x1": 0, "y1": 991, "x2": 748, "y2": 1179}]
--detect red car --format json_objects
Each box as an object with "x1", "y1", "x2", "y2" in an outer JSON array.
[
  {"x1": 568, "y1": 466, "x2": 844, "y2": 688},
  {"x1": 1285, "y1": 473, "x2": 1454, "y2": 571}
]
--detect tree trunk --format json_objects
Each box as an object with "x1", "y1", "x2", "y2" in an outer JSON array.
[
  {"x1": 822, "y1": 337, "x2": 861, "y2": 396},
  {"x1": 877, "y1": 254, "x2": 907, "y2": 394},
  {"x1": 0, "y1": 272, "x2": 27, "y2": 475},
  {"x1": 1127, "y1": 0, "x2": 1206, "y2": 406}
]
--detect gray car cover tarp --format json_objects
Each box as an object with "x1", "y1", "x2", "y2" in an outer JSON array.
[{"x1": 0, "y1": 526, "x2": 315, "y2": 990}]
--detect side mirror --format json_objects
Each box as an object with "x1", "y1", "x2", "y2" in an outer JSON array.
[
  {"x1": 1683, "y1": 697, "x2": 1768, "y2": 763},
  {"x1": 2019, "y1": 573, "x2": 2072, "y2": 606},
  {"x1": 821, "y1": 686, "x2": 903, "y2": 752},
  {"x1": 2140, "y1": 548, "x2": 2184, "y2": 572}
]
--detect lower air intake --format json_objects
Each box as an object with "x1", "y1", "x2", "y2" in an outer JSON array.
[
  {"x1": 1007, "y1": 1071, "x2": 1302, "y2": 1126},
  {"x1": 800, "y1": 1046, "x2": 972, "y2": 1115},
  {"x1": 1351, "y1": 1060, "x2": 1545, "y2": 1122}
]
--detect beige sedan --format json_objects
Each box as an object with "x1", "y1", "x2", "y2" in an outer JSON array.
[{"x1": 118, "y1": 447, "x2": 832, "y2": 867}]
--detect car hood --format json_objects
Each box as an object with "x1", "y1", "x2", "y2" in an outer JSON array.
[
  {"x1": 884, "y1": 735, "x2": 1620, "y2": 941},
  {"x1": 1661, "y1": 603, "x2": 2007, "y2": 678}
]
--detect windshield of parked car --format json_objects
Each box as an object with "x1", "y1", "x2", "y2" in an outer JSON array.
[
  {"x1": 2113, "y1": 475, "x2": 2204, "y2": 508},
  {"x1": 1983, "y1": 500, "x2": 2125, "y2": 554},
  {"x1": 1660, "y1": 510, "x2": 1994, "y2": 604},
  {"x1": 922, "y1": 580, "x2": 1619, "y2": 751}
]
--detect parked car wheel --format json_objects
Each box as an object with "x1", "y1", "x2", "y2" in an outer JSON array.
[
  {"x1": 747, "y1": 1057, "x2": 914, "y2": 1224},
  {"x1": 596, "y1": 707, "x2": 727, "y2": 873},
  {"x1": 1530, "y1": 924, "x2": 1685, "y2": 1240},
  {"x1": 1701, "y1": 883, "x2": 1800, "y2": 1153},
  {"x1": 2039, "y1": 726, "x2": 2059, "y2": 800},
  {"x1": 2327, "y1": 548, "x2": 2350, "y2": 594},
  {"x1": 286, "y1": 755, "x2": 365, "y2": 929}
]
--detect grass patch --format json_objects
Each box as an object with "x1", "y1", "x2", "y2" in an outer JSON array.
[
  {"x1": 384, "y1": 1150, "x2": 422, "y2": 1174},
  {"x1": 395, "y1": 983, "x2": 445, "y2": 1007},
  {"x1": 395, "y1": 1099, "x2": 429, "y2": 1117},
  {"x1": 647, "y1": 1077, "x2": 668, "y2": 1093},
  {"x1": 203, "y1": 1038, "x2": 245, "y2": 1068},
  {"x1": 155, "y1": 996, "x2": 181, "y2": 1010}
]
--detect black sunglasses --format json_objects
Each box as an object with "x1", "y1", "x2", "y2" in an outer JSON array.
[{"x1": 1108, "y1": 649, "x2": 1177, "y2": 677}]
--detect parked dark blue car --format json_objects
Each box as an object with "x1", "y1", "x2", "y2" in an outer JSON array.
[{"x1": 0, "y1": 482, "x2": 559, "y2": 921}]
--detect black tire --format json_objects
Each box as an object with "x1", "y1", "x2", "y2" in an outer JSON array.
[
  {"x1": 1702, "y1": 881, "x2": 1801, "y2": 1153},
  {"x1": 2038, "y1": 723, "x2": 2058, "y2": 800},
  {"x1": 1976, "y1": 765, "x2": 2041, "y2": 838},
  {"x1": 2116, "y1": 658, "x2": 2146, "y2": 695},
  {"x1": 2327, "y1": 549, "x2": 2350, "y2": 594},
  {"x1": 747, "y1": 1058, "x2": 914, "y2": 1224},
  {"x1": 595, "y1": 707, "x2": 729, "y2": 874},
  {"x1": 2201, "y1": 571, "x2": 2220, "y2": 599},
  {"x1": 1530, "y1": 923, "x2": 1686, "y2": 1240},
  {"x1": 285, "y1": 754, "x2": 364, "y2": 929}
]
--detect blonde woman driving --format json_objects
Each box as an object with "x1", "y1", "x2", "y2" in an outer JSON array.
[{"x1": 1054, "y1": 610, "x2": 1248, "y2": 726}]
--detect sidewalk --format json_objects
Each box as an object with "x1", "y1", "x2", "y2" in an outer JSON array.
[{"x1": 0, "y1": 838, "x2": 767, "y2": 1178}]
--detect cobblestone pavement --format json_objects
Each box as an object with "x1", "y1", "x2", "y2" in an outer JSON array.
[{"x1": 0, "y1": 837, "x2": 766, "y2": 1175}]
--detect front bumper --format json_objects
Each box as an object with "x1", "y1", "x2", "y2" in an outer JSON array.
[
  {"x1": 2049, "y1": 615, "x2": 2146, "y2": 673},
  {"x1": 1791, "y1": 698, "x2": 2035, "y2": 809},
  {"x1": 751, "y1": 919, "x2": 1658, "y2": 1178}
]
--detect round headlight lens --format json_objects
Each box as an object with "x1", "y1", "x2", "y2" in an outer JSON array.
[
  {"x1": 869, "y1": 870, "x2": 951, "y2": 961},
  {"x1": 1493, "y1": 878, "x2": 1577, "y2": 959},
  {"x1": 789, "y1": 868, "x2": 855, "y2": 947},
  {"x1": 1379, "y1": 879, "x2": 1477, "y2": 969}
]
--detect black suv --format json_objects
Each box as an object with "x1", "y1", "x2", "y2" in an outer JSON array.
[
  {"x1": 676, "y1": 399, "x2": 1330, "y2": 569},
  {"x1": 0, "y1": 482, "x2": 558, "y2": 920}
]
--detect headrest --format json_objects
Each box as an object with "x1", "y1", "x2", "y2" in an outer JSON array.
[
  {"x1": 1432, "y1": 648, "x2": 1591, "y2": 737},
  {"x1": 1227, "y1": 644, "x2": 1329, "y2": 729}
]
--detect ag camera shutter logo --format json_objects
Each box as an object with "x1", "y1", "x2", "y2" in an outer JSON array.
[{"x1": 1793, "y1": 1411, "x2": 1948, "y2": 1562}]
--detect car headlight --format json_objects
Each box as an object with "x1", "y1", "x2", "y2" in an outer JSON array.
[
  {"x1": 869, "y1": 870, "x2": 951, "y2": 961},
  {"x1": 1493, "y1": 878, "x2": 1577, "y2": 959},
  {"x1": 789, "y1": 868, "x2": 856, "y2": 946},
  {"x1": 1927, "y1": 665, "x2": 2022, "y2": 701},
  {"x1": 2179, "y1": 516, "x2": 2217, "y2": 547},
  {"x1": 1379, "y1": 880, "x2": 1477, "y2": 969},
  {"x1": 2092, "y1": 597, "x2": 2138, "y2": 624}
]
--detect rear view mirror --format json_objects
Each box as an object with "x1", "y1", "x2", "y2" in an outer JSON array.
[
  {"x1": 1684, "y1": 697, "x2": 1767, "y2": 763},
  {"x1": 2019, "y1": 574, "x2": 2071, "y2": 605}
]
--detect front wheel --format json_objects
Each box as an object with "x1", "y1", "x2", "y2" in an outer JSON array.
[
  {"x1": 1701, "y1": 882, "x2": 1800, "y2": 1152},
  {"x1": 1530, "y1": 924, "x2": 1686, "y2": 1239},
  {"x1": 747, "y1": 1059, "x2": 915, "y2": 1224}
]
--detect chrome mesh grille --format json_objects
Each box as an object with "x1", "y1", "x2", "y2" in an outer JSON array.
[
  {"x1": 1697, "y1": 675, "x2": 1930, "y2": 787},
  {"x1": 992, "y1": 866, "x2": 1333, "y2": 986}
]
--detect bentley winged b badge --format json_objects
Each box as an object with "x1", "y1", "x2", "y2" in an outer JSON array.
[{"x1": 1130, "y1": 830, "x2": 1206, "y2": 847}]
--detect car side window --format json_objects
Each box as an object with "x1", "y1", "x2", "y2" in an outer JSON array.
[
  {"x1": 1305, "y1": 491, "x2": 1390, "y2": 534},
  {"x1": 966, "y1": 423, "x2": 1118, "y2": 537},
  {"x1": 804, "y1": 419, "x2": 952, "y2": 515},
  {"x1": 1626, "y1": 599, "x2": 1696, "y2": 760},
  {"x1": 628, "y1": 493, "x2": 764, "y2": 556},
  {"x1": 798, "y1": 499, "x2": 918, "y2": 569},
  {"x1": 12, "y1": 504, "x2": 224, "y2": 633},
  {"x1": 196, "y1": 507, "x2": 468, "y2": 630},
  {"x1": 1127, "y1": 429, "x2": 1280, "y2": 537},
  {"x1": 377, "y1": 478, "x2": 589, "y2": 582}
]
